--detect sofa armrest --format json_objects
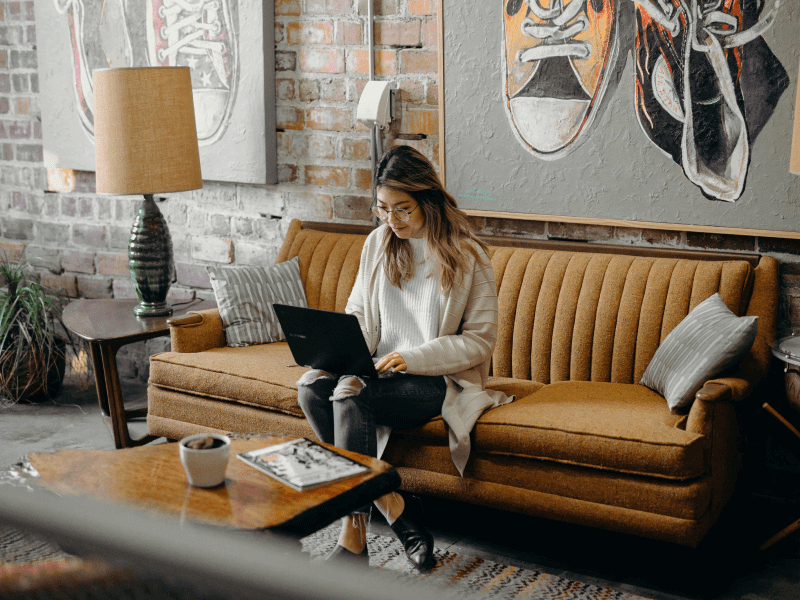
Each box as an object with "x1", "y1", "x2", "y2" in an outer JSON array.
[
  {"x1": 686, "y1": 377, "x2": 752, "y2": 435},
  {"x1": 694, "y1": 382, "x2": 732, "y2": 403},
  {"x1": 700, "y1": 377, "x2": 753, "y2": 402},
  {"x1": 167, "y1": 308, "x2": 226, "y2": 353}
]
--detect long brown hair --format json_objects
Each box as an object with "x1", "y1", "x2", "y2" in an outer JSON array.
[{"x1": 374, "y1": 145, "x2": 488, "y2": 293}]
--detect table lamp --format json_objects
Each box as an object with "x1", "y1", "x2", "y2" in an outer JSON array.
[{"x1": 93, "y1": 67, "x2": 202, "y2": 318}]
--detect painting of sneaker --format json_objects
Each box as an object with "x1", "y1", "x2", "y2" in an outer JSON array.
[
  {"x1": 53, "y1": 0, "x2": 134, "y2": 138},
  {"x1": 633, "y1": 0, "x2": 787, "y2": 202},
  {"x1": 503, "y1": 0, "x2": 620, "y2": 160},
  {"x1": 147, "y1": 0, "x2": 239, "y2": 146},
  {"x1": 38, "y1": 0, "x2": 271, "y2": 184}
]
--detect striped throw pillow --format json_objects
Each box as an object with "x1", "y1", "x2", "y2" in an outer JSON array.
[
  {"x1": 640, "y1": 293, "x2": 758, "y2": 413},
  {"x1": 207, "y1": 257, "x2": 307, "y2": 347}
]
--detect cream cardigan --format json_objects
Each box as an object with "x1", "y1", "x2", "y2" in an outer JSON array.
[{"x1": 345, "y1": 225, "x2": 513, "y2": 475}]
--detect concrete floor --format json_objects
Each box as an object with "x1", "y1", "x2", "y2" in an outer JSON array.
[{"x1": 2, "y1": 378, "x2": 800, "y2": 600}]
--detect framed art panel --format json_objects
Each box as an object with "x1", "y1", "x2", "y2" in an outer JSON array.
[
  {"x1": 35, "y1": 0, "x2": 276, "y2": 185},
  {"x1": 439, "y1": 0, "x2": 800, "y2": 238}
]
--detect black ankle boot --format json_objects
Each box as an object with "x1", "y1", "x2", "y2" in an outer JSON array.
[
  {"x1": 325, "y1": 543, "x2": 369, "y2": 567},
  {"x1": 389, "y1": 495, "x2": 434, "y2": 569}
]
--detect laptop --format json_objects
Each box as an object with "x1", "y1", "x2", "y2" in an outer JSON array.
[{"x1": 273, "y1": 304, "x2": 399, "y2": 379}]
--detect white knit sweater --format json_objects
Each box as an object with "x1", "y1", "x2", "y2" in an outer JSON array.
[
  {"x1": 375, "y1": 237, "x2": 440, "y2": 360},
  {"x1": 345, "y1": 225, "x2": 513, "y2": 475}
]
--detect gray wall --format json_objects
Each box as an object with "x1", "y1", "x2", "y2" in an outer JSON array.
[{"x1": 444, "y1": 1, "x2": 800, "y2": 236}]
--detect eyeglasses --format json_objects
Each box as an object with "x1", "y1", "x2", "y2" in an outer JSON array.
[{"x1": 371, "y1": 202, "x2": 419, "y2": 222}]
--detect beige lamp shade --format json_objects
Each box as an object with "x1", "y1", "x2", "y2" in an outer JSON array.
[
  {"x1": 792, "y1": 63, "x2": 800, "y2": 175},
  {"x1": 94, "y1": 67, "x2": 202, "y2": 194}
]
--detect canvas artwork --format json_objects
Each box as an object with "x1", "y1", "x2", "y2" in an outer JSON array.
[
  {"x1": 501, "y1": 0, "x2": 788, "y2": 203},
  {"x1": 503, "y1": 0, "x2": 620, "y2": 161},
  {"x1": 35, "y1": 0, "x2": 276, "y2": 185},
  {"x1": 444, "y1": 0, "x2": 799, "y2": 235}
]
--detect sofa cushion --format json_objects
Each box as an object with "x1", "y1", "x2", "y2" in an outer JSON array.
[
  {"x1": 207, "y1": 257, "x2": 307, "y2": 347},
  {"x1": 383, "y1": 440, "x2": 712, "y2": 520},
  {"x1": 149, "y1": 343, "x2": 306, "y2": 417},
  {"x1": 640, "y1": 293, "x2": 758, "y2": 413},
  {"x1": 392, "y1": 377, "x2": 546, "y2": 440},
  {"x1": 472, "y1": 381, "x2": 706, "y2": 480}
]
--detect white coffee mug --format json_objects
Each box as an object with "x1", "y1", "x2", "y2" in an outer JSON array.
[{"x1": 179, "y1": 434, "x2": 231, "y2": 488}]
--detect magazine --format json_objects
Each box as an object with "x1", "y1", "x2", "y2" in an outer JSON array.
[{"x1": 236, "y1": 438, "x2": 370, "y2": 491}]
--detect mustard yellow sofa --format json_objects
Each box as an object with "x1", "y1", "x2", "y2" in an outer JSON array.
[{"x1": 147, "y1": 219, "x2": 778, "y2": 546}]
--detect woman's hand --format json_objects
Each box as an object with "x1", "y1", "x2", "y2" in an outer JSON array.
[{"x1": 375, "y1": 352, "x2": 407, "y2": 373}]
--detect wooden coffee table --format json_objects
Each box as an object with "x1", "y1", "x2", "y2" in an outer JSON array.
[{"x1": 22, "y1": 437, "x2": 401, "y2": 536}]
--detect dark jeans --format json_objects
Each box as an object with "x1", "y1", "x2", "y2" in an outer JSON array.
[{"x1": 297, "y1": 370, "x2": 447, "y2": 460}]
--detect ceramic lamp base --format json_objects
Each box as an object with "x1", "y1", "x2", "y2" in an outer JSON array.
[
  {"x1": 133, "y1": 301, "x2": 173, "y2": 318},
  {"x1": 129, "y1": 194, "x2": 174, "y2": 318}
]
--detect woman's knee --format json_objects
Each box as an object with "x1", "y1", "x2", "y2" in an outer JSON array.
[
  {"x1": 332, "y1": 376, "x2": 366, "y2": 402},
  {"x1": 296, "y1": 369, "x2": 335, "y2": 413},
  {"x1": 297, "y1": 369, "x2": 335, "y2": 388}
]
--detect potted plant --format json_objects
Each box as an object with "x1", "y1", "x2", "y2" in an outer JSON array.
[{"x1": 0, "y1": 255, "x2": 71, "y2": 405}]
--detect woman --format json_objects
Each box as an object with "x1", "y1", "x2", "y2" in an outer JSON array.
[{"x1": 297, "y1": 145, "x2": 511, "y2": 568}]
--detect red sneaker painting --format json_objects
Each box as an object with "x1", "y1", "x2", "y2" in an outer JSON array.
[
  {"x1": 503, "y1": 0, "x2": 620, "y2": 160},
  {"x1": 634, "y1": 0, "x2": 788, "y2": 201}
]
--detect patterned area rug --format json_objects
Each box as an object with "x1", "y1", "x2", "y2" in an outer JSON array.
[
  {"x1": 301, "y1": 524, "x2": 652, "y2": 600},
  {"x1": 0, "y1": 523, "x2": 652, "y2": 600}
]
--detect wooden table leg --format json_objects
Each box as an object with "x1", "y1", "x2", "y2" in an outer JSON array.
[
  {"x1": 88, "y1": 342, "x2": 110, "y2": 417},
  {"x1": 764, "y1": 402, "x2": 800, "y2": 440},
  {"x1": 759, "y1": 403, "x2": 800, "y2": 550},
  {"x1": 98, "y1": 343, "x2": 158, "y2": 449},
  {"x1": 760, "y1": 518, "x2": 800, "y2": 551}
]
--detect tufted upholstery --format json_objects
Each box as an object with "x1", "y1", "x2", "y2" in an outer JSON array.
[
  {"x1": 276, "y1": 220, "x2": 365, "y2": 313},
  {"x1": 490, "y1": 250, "x2": 755, "y2": 384},
  {"x1": 271, "y1": 224, "x2": 770, "y2": 392}
]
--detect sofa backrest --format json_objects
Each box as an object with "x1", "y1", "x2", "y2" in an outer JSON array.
[
  {"x1": 276, "y1": 220, "x2": 366, "y2": 313},
  {"x1": 277, "y1": 220, "x2": 778, "y2": 387},
  {"x1": 490, "y1": 249, "x2": 754, "y2": 384}
]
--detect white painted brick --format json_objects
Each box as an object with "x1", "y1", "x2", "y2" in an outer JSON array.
[
  {"x1": 285, "y1": 191, "x2": 333, "y2": 220},
  {"x1": 160, "y1": 200, "x2": 188, "y2": 228},
  {"x1": 238, "y1": 184, "x2": 284, "y2": 216},
  {"x1": 170, "y1": 232, "x2": 193, "y2": 262},
  {"x1": 25, "y1": 245, "x2": 61, "y2": 273},
  {"x1": 255, "y1": 217, "x2": 284, "y2": 243},
  {"x1": 115, "y1": 196, "x2": 139, "y2": 222},
  {"x1": 167, "y1": 287, "x2": 197, "y2": 304},
  {"x1": 192, "y1": 236, "x2": 234, "y2": 263},
  {"x1": 186, "y1": 208, "x2": 207, "y2": 233},
  {"x1": 235, "y1": 241, "x2": 278, "y2": 266},
  {"x1": 112, "y1": 278, "x2": 138, "y2": 299},
  {"x1": 194, "y1": 182, "x2": 237, "y2": 207}
]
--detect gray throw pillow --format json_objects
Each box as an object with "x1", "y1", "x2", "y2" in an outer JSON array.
[
  {"x1": 207, "y1": 257, "x2": 307, "y2": 347},
  {"x1": 640, "y1": 293, "x2": 758, "y2": 413}
]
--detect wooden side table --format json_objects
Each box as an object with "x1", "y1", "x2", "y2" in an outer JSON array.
[{"x1": 62, "y1": 299, "x2": 216, "y2": 449}]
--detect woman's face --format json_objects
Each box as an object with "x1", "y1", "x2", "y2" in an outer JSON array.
[{"x1": 376, "y1": 187, "x2": 427, "y2": 239}]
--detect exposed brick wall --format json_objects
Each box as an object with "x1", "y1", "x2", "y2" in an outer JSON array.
[{"x1": 1, "y1": 0, "x2": 799, "y2": 387}]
